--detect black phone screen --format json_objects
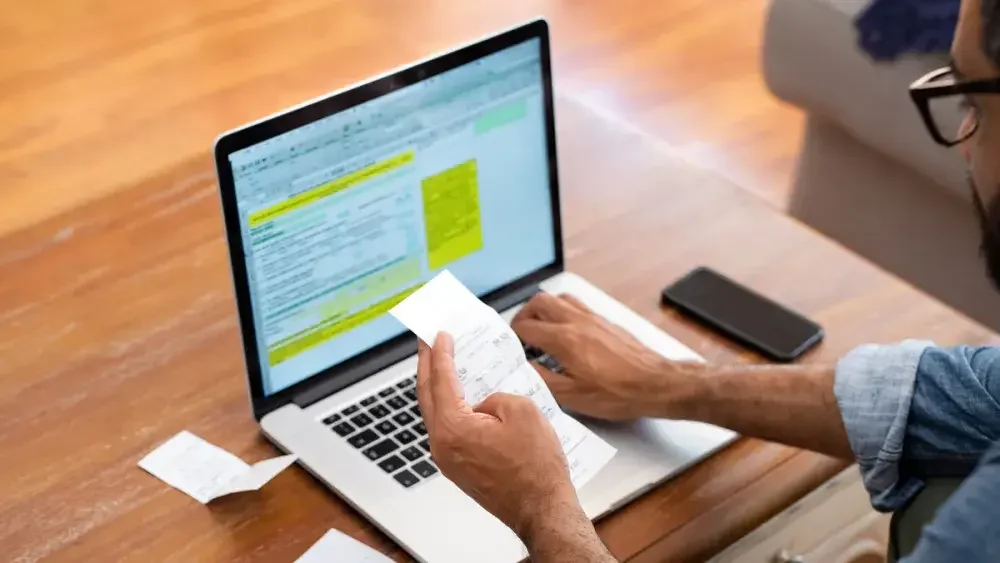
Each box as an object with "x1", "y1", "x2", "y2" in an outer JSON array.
[{"x1": 661, "y1": 267, "x2": 823, "y2": 361}]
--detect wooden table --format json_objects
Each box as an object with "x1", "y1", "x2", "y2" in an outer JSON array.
[
  {"x1": 1, "y1": 94, "x2": 995, "y2": 562},
  {"x1": 0, "y1": 0, "x2": 795, "y2": 233}
]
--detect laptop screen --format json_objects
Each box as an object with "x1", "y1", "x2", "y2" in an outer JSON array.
[{"x1": 227, "y1": 38, "x2": 556, "y2": 396}]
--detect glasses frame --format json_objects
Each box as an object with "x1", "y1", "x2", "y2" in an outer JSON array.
[{"x1": 910, "y1": 66, "x2": 1000, "y2": 147}]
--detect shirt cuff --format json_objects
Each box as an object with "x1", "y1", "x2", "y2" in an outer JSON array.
[{"x1": 835, "y1": 340, "x2": 933, "y2": 511}]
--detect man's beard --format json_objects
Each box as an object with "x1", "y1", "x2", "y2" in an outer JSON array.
[{"x1": 970, "y1": 175, "x2": 1000, "y2": 289}]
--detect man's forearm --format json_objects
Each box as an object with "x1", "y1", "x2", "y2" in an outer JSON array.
[
  {"x1": 662, "y1": 363, "x2": 853, "y2": 459},
  {"x1": 517, "y1": 496, "x2": 616, "y2": 563}
]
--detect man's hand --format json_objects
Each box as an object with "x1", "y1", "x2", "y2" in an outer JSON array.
[
  {"x1": 416, "y1": 332, "x2": 616, "y2": 562},
  {"x1": 511, "y1": 292, "x2": 697, "y2": 420},
  {"x1": 513, "y1": 292, "x2": 852, "y2": 459},
  {"x1": 416, "y1": 332, "x2": 576, "y2": 534}
]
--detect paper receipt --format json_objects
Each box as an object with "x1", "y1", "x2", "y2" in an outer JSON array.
[
  {"x1": 138, "y1": 431, "x2": 297, "y2": 504},
  {"x1": 390, "y1": 270, "x2": 616, "y2": 489},
  {"x1": 294, "y1": 528, "x2": 393, "y2": 563}
]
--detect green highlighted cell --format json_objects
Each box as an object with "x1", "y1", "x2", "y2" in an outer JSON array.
[
  {"x1": 475, "y1": 99, "x2": 527, "y2": 134},
  {"x1": 421, "y1": 160, "x2": 483, "y2": 269}
]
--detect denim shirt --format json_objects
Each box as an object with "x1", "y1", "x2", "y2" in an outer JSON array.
[{"x1": 835, "y1": 342, "x2": 1000, "y2": 561}]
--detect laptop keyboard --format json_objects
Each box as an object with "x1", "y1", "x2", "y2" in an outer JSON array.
[
  {"x1": 320, "y1": 344, "x2": 563, "y2": 489},
  {"x1": 322, "y1": 374, "x2": 434, "y2": 488}
]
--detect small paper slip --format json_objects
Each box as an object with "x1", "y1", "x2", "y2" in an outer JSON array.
[
  {"x1": 138, "y1": 430, "x2": 297, "y2": 504},
  {"x1": 295, "y1": 529, "x2": 393, "y2": 563},
  {"x1": 390, "y1": 270, "x2": 616, "y2": 489}
]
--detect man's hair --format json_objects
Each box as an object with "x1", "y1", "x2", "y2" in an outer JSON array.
[{"x1": 984, "y1": 0, "x2": 1000, "y2": 64}]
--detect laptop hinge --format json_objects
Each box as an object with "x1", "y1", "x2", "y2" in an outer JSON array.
[
  {"x1": 491, "y1": 282, "x2": 541, "y2": 314},
  {"x1": 290, "y1": 339, "x2": 417, "y2": 409}
]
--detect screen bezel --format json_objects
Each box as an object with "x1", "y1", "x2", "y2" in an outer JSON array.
[{"x1": 213, "y1": 20, "x2": 563, "y2": 420}]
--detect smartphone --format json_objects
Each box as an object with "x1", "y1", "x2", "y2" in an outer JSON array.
[{"x1": 660, "y1": 267, "x2": 823, "y2": 362}]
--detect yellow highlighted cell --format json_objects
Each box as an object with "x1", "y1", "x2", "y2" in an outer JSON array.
[
  {"x1": 421, "y1": 160, "x2": 483, "y2": 269},
  {"x1": 249, "y1": 151, "x2": 414, "y2": 227},
  {"x1": 268, "y1": 283, "x2": 423, "y2": 365},
  {"x1": 317, "y1": 258, "x2": 421, "y2": 319}
]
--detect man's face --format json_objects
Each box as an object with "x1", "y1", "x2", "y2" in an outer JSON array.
[{"x1": 955, "y1": 0, "x2": 1000, "y2": 285}]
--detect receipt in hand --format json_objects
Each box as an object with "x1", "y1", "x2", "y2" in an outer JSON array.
[
  {"x1": 138, "y1": 431, "x2": 297, "y2": 504},
  {"x1": 390, "y1": 270, "x2": 616, "y2": 489}
]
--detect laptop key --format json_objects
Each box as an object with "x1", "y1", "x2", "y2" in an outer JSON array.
[
  {"x1": 395, "y1": 429, "x2": 417, "y2": 445},
  {"x1": 412, "y1": 422, "x2": 426, "y2": 436},
  {"x1": 392, "y1": 411, "x2": 414, "y2": 426},
  {"x1": 360, "y1": 395, "x2": 378, "y2": 407},
  {"x1": 368, "y1": 404, "x2": 391, "y2": 419},
  {"x1": 410, "y1": 404, "x2": 421, "y2": 418},
  {"x1": 349, "y1": 412, "x2": 373, "y2": 428},
  {"x1": 375, "y1": 420, "x2": 397, "y2": 435},
  {"x1": 378, "y1": 454, "x2": 405, "y2": 473},
  {"x1": 348, "y1": 429, "x2": 379, "y2": 449},
  {"x1": 403, "y1": 388, "x2": 418, "y2": 402},
  {"x1": 538, "y1": 354, "x2": 564, "y2": 374},
  {"x1": 393, "y1": 469, "x2": 419, "y2": 488},
  {"x1": 396, "y1": 378, "x2": 413, "y2": 389},
  {"x1": 419, "y1": 438, "x2": 431, "y2": 452},
  {"x1": 412, "y1": 460, "x2": 438, "y2": 479},
  {"x1": 386, "y1": 396, "x2": 407, "y2": 410},
  {"x1": 342, "y1": 404, "x2": 360, "y2": 416},
  {"x1": 378, "y1": 387, "x2": 396, "y2": 398},
  {"x1": 363, "y1": 439, "x2": 399, "y2": 461},
  {"x1": 400, "y1": 446, "x2": 423, "y2": 462},
  {"x1": 322, "y1": 413, "x2": 341, "y2": 425},
  {"x1": 524, "y1": 346, "x2": 544, "y2": 360},
  {"x1": 331, "y1": 421, "x2": 355, "y2": 437}
]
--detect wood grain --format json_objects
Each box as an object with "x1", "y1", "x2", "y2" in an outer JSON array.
[
  {"x1": 0, "y1": 94, "x2": 994, "y2": 562},
  {"x1": 0, "y1": 0, "x2": 798, "y2": 241},
  {"x1": 711, "y1": 466, "x2": 889, "y2": 563}
]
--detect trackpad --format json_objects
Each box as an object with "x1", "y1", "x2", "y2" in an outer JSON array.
[{"x1": 578, "y1": 417, "x2": 736, "y2": 513}]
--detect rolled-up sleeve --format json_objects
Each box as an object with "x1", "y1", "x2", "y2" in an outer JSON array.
[
  {"x1": 835, "y1": 342, "x2": 1000, "y2": 512},
  {"x1": 835, "y1": 340, "x2": 932, "y2": 511}
]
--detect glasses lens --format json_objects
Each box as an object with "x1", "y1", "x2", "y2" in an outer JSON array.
[{"x1": 928, "y1": 93, "x2": 970, "y2": 143}]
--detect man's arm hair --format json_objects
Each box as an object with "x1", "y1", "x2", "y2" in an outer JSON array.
[
  {"x1": 517, "y1": 496, "x2": 617, "y2": 563},
  {"x1": 666, "y1": 363, "x2": 854, "y2": 459}
]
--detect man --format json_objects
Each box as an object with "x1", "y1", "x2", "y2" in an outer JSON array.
[{"x1": 415, "y1": 0, "x2": 1000, "y2": 560}]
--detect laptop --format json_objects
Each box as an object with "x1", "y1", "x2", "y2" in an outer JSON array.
[{"x1": 213, "y1": 19, "x2": 736, "y2": 562}]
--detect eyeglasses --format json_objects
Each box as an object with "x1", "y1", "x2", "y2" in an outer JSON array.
[{"x1": 910, "y1": 66, "x2": 1000, "y2": 147}]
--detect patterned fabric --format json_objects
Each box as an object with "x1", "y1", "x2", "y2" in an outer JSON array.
[
  {"x1": 855, "y1": 0, "x2": 960, "y2": 60},
  {"x1": 834, "y1": 342, "x2": 1000, "y2": 560}
]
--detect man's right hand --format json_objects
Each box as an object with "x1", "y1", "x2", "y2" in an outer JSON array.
[
  {"x1": 417, "y1": 331, "x2": 618, "y2": 562},
  {"x1": 415, "y1": 332, "x2": 579, "y2": 536},
  {"x1": 511, "y1": 293, "x2": 700, "y2": 421}
]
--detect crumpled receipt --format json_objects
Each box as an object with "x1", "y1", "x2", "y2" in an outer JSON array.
[
  {"x1": 138, "y1": 430, "x2": 297, "y2": 504},
  {"x1": 390, "y1": 270, "x2": 616, "y2": 489}
]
